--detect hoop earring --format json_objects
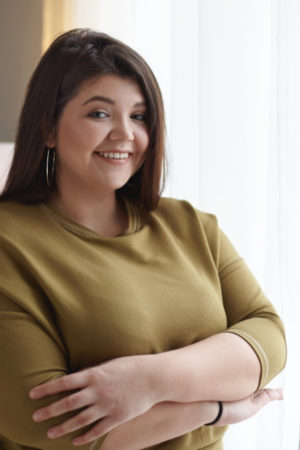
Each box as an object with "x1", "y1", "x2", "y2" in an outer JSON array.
[{"x1": 46, "y1": 147, "x2": 56, "y2": 186}]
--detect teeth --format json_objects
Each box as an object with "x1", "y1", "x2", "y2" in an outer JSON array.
[{"x1": 98, "y1": 152, "x2": 129, "y2": 159}]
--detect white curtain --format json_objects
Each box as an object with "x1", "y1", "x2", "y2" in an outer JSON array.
[{"x1": 1, "y1": 0, "x2": 299, "y2": 448}]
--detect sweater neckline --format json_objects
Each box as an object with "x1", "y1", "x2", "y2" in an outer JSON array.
[{"x1": 39, "y1": 197, "x2": 142, "y2": 240}]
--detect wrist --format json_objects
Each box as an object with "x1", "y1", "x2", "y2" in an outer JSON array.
[
  {"x1": 145, "y1": 351, "x2": 182, "y2": 403},
  {"x1": 136, "y1": 354, "x2": 166, "y2": 404},
  {"x1": 205, "y1": 401, "x2": 223, "y2": 426}
]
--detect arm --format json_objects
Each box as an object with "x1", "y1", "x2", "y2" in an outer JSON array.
[
  {"x1": 101, "y1": 400, "x2": 220, "y2": 450},
  {"x1": 0, "y1": 291, "x2": 101, "y2": 449},
  {"x1": 150, "y1": 331, "x2": 261, "y2": 403},
  {"x1": 27, "y1": 333, "x2": 277, "y2": 446},
  {"x1": 101, "y1": 389, "x2": 283, "y2": 450},
  {"x1": 151, "y1": 215, "x2": 286, "y2": 403},
  {"x1": 155, "y1": 221, "x2": 286, "y2": 403},
  {"x1": 29, "y1": 355, "x2": 283, "y2": 448}
]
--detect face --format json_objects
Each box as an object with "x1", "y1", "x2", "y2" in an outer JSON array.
[{"x1": 48, "y1": 74, "x2": 149, "y2": 197}]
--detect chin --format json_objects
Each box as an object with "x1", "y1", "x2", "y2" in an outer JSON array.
[{"x1": 98, "y1": 181, "x2": 130, "y2": 192}]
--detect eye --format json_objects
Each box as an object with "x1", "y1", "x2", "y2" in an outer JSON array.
[
  {"x1": 131, "y1": 112, "x2": 146, "y2": 122},
  {"x1": 88, "y1": 110, "x2": 108, "y2": 119}
]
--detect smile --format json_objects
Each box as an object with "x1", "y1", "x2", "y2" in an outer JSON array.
[{"x1": 96, "y1": 152, "x2": 130, "y2": 160}]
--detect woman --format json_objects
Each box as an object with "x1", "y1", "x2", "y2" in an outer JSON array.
[{"x1": 0, "y1": 29, "x2": 286, "y2": 450}]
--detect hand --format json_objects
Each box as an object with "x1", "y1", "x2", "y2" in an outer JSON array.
[
  {"x1": 98, "y1": 390, "x2": 284, "y2": 450},
  {"x1": 29, "y1": 355, "x2": 158, "y2": 446},
  {"x1": 216, "y1": 388, "x2": 283, "y2": 426}
]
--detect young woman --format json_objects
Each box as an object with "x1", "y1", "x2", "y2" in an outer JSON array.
[{"x1": 0, "y1": 29, "x2": 286, "y2": 450}]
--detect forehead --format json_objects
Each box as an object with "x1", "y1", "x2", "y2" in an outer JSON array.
[{"x1": 75, "y1": 74, "x2": 145, "y2": 103}]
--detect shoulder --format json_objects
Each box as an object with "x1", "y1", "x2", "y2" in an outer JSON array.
[
  {"x1": 0, "y1": 201, "x2": 27, "y2": 228},
  {"x1": 146, "y1": 197, "x2": 222, "y2": 258},
  {"x1": 0, "y1": 201, "x2": 44, "y2": 240},
  {"x1": 0, "y1": 200, "x2": 38, "y2": 216},
  {"x1": 154, "y1": 197, "x2": 219, "y2": 233},
  {"x1": 152, "y1": 197, "x2": 241, "y2": 271}
]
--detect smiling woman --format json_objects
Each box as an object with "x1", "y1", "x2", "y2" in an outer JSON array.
[
  {"x1": 0, "y1": 29, "x2": 286, "y2": 450},
  {"x1": 46, "y1": 74, "x2": 149, "y2": 237},
  {"x1": 0, "y1": 29, "x2": 165, "y2": 211}
]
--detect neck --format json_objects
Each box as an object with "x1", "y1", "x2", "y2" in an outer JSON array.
[{"x1": 48, "y1": 188, "x2": 128, "y2": 238}]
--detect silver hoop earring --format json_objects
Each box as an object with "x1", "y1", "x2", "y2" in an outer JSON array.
[{"x1": 46, "y1": 147, "x2": 56, "y2": 186}]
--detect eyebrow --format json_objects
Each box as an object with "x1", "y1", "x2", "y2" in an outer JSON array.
[{"x1": 82, "y1": 95, "x2": 146, "y2": 107}]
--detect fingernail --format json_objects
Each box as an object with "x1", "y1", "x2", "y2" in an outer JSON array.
[
  {"x1": 47, "y1": 429, "x2": 57, "y2": 439},
  {"x1": 33, "y1": 411, "x2": 44, "y2": 422},
  {"x1": 29, "y1": 389, "x2": 38, "y2": 399}
]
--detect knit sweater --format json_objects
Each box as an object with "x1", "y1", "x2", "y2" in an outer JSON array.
[{"x1": 0, "y1": 197, "x2": 286, "y2": 450}]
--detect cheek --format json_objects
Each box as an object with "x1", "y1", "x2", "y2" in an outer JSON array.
[
  {"x1": 57, "y1": 122, "x2": 81, "y2": 153},
  {"x1": 135, "y1": 132, "x2": 149, "y2": 170},
  {"x1": 58, "y1": 120, "x2": 103, "y2": 151},
  {"x1": 137, "y1": 129, "x2": 150, "y2": 154}
]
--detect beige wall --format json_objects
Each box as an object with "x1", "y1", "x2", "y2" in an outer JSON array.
[{"x1": 0, "y1": 0, "x2": 43, "y2": 141}]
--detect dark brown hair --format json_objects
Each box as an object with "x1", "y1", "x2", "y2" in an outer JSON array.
[{"x1": 0, "y1": 28, "x2": 166, "y2": 210}]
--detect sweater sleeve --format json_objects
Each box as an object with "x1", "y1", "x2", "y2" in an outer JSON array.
[
  {"x1": 0, "y1": 290, "x2": 106, "y2": 450},
  {"x1": 216, "y1": 227, "x2": 287, "y2": 389}
]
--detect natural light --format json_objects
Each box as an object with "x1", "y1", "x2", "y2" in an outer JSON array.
[{"x1": 0, "y1": 1, "x2": 299, "y2": 449}]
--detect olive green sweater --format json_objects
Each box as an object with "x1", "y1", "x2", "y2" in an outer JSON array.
[{"x1": 0, "y1": 198, "x2": 286, "y2": 450}]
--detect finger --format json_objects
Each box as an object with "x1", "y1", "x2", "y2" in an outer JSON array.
[
  {"x1": 252, "y1": 388, "x2": 283, "y2": 409},
  {"x1": 46, "y1": 406, "x2": 106, "y2": 440},
  {"x1": 72, "y1": 416, "x2": 119, "y2": 446},
  {"x1": 29, "y1": 372, "x2": 87, "y2": 399},
  {"x1": 261, "y1": 388, "x2": 283, "y2": 401},
  {"x1": 32, "y1": 389, "x2": 92, "y2": 422}
]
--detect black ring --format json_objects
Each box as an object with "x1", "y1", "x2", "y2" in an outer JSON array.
[{"x1": 205, "y1": 401, "x2": 223, "y2": 426}]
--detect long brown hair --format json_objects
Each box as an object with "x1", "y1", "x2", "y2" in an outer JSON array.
[{"x1": 0, "y1": 29, "x2": 166, "y2": 210}]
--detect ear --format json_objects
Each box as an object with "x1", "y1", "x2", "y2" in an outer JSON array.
[{"x1": 46, "y1": 128, "x2": 56, "y2": 148}]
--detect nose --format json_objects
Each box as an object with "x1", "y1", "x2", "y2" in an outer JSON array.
[{"x1": 109, "y1": 117, "x2": 134, "y2": 141}]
